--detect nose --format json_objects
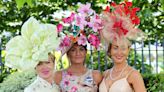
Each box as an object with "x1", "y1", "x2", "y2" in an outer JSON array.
[
  {"x1": 75, "y1": 49, "x2": 81, "y2": 55},
  {"x1": 118, "y1": 48, "x2": 123, "y2": 55}
]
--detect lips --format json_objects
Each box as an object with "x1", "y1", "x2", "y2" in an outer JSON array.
[
  {"x1": 41, "y1": 69, "x2": 50, "y2": 75},
  {"x1": 115, "y1": 56, "x2": 124, "y2": 59}
]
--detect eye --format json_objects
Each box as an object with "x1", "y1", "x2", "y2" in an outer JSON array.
[
  {"x1": 113, "y1": 46, "x2": 118, "y2": 50},
  {"x1": 70, "y1": 49, "x2": 75, "y2": 52},
  {"x1": 45, "y1": 61, "x2": 50, "y2": 64},
  {"x1": 37, "y1": 62, "x2": 43, "y2": 66},
  {"x1": 80, "y1": 47, "x2": 85, "y2": 51}
]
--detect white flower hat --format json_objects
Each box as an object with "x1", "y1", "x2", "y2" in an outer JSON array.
[{"x1": 5, "y1": 17, "x2": 60, "y2": 71}]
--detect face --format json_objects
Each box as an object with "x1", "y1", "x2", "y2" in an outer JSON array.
[
  {"x1": 108, "y1": 40, "x2": 130, "y2": 64},
  {"x1": 36, "y1": 55, "x2": 55, "y2": 80},
  {"x1": 67, "y1": 44, "x2": 87, "y2": 64}
]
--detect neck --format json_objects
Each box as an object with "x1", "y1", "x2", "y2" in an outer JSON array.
[
  {"x1": 68, "y1": 64, "x2": 86, "y2": 73},
  {"x1": 113, "y1": 61, "x2": 127, "y2": 71},
  {"x1": 43, "y1": 74, "x2": 54, "y2": 84}
]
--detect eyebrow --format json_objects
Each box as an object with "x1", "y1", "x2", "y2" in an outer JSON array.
[{"x1": 112, "y1": 44, "x2": 118, "y2": 47}]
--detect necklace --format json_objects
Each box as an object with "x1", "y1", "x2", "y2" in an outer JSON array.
[{"x1": 110, "y1": 64, "x2": 128, "y2": 80}]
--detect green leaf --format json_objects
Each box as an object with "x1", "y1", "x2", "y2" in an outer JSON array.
[
  {"x1": 15, "y1": 0, "x2": 35, "y2": 9},
  {"x1": 25, "y1": 0, "x2": 34, "y2": 7},
  {"x1": 160, "y1": 0, "x2": 164, "y2": 11},
  {"x1": 15, "y1": 0, "x2": 26, "y2": 9}
]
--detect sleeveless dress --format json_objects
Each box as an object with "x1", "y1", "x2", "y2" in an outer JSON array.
[
  {"x1": 59, "y1": 69, "x2": 98, "y2": 92},
  {"x1": 99, "y1": 69, "x2": 134, "y2": 92}
]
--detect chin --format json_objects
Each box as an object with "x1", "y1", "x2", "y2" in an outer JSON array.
[
  {"x1": 113, "y1": 58, "x2": 126, "y2": 63},
  {"x1": 73, "y1": 59, "x2": 84, "y2": 64},
  {"x1": 39, "y1": 73, "x2": 51, "y2": 79}
]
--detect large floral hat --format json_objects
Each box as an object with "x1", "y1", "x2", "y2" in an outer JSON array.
[
  {"x1": 5, "y1": 17, "x2": 60, "y2": 71},
  {"x1": 54, "y1": 3, "x2": 103, "y2": 55},
  {"x1": 101, "y1": 1, "x2": 145, "y2": 51}
]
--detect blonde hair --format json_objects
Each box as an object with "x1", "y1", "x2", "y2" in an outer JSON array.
[{"x1": 48, "y1": 53, "x2": 55, "y2": 63}]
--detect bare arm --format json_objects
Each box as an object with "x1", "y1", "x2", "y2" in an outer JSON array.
[
  {"x1": 129, "y1": 70, "x2": 147, "y2": 92},
  {"x1": 92, "y1": 70, "x2": 103, "y2": 85},
  {"x1": 54, "y1": 71, "x2": 62, "y2": 85}
]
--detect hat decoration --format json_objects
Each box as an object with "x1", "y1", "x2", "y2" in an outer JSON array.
[
  {"x1": 5, "y1": 17, "x2": 60, "y2": 71},
  {"x1": 55, "y1": 3, "x2": 103, "y2": 55},
  {"x1": 101, "y1": 1, "x2": 145, "y2": 50}
]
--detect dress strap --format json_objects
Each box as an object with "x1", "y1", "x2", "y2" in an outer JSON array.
[
  {"x1": 103, "y1": 69, "x2": 110, "y2": 79},
  {"x1": 126, "y1": 68, "x2": 135, "y2": 78}
]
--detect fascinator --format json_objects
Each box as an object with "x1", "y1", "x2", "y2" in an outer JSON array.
[
  {"x1": 5, "y1": 17, "x2": 60, "y2": 71},
  {"x1": 55, "y1": 3, "x2": 103, "y2": 56},
  {"x1": 101, "y1": 1, "x2": 145, "y2": 51}
]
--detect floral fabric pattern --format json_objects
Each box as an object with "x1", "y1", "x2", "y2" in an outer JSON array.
[{"x1": 60, "y1": 69, "x2": 97, "y2": 92}]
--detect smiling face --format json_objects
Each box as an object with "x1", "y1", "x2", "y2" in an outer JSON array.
[
  {"x1": 36, "y1": 54, "x2": 55, "y2": 80},
  {"x1": 67, "y1": 43, "x2": 87, "y2": 65},
  {"x1": 108, "y1": 39, "x2": 130, "y2": 64}
]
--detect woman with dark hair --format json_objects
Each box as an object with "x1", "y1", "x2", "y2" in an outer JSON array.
[
  {"x1": 55, "y1": 43, "x2": 102, "y2": 92},
  {"x1": 54, "y1": 3, "x2": 103, "y2": 92}
]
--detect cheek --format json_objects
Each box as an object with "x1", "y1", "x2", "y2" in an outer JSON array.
[
  {"x1": 46, "y1": 63, "x2": 54, "y2": 69},
  {"x1": 122, "y1": 49, "x2": 130, "y2": 57},
  {"x1": 110, "y1": 49, "x2": 118, "y2": 55},
  {"x1": 35, "y1": 66, "x2": 42, "y2": 74}
]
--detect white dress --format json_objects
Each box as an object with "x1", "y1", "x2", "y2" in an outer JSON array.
[
  {"x1": 24, "y1": 76, "x2": 60, "y2": 92},
  {"x1": 99, "y1": 69, "x2": 134, "y2": 92}
]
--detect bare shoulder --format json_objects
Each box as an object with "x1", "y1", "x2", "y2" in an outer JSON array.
[
  {"x1": 54, "y1": 70, "x2": 63, "y2": 85},
  {"x1": 92, "y1": 70, "x2": 103, "y2": 85},
  {"x1": 128, "y1": 69, "x2": 143, "y2": 81},
  {"x1": 102, "y1": 69, "x2": 110, "y2": 78},
  {"x1": 128, "y1": 69, "x2": 146, "y2": 92}
]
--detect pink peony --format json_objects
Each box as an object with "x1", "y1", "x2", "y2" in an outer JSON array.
[
  {"x1": 59, "y1": 36, "x2": 71, "y2": 49},
  {"x1": 75, "y1": 15, "x2": 87, "y2": 30},
  {"x1": 88, "y1": 14, "x2": 102, "y2": 32},
  {"x1": 77, "y1": 35, "x2": 87, "y2": 46},
  {"x1": 57, "y1": 23, "x2": 63, "y2": 33},
  {"x1": 88, "y1": 34, "x2": 100, "y2": 48},
  {"x1": 62, "y1": 13, "x2": 75, "y2": 24},
  {"x1": 77, "y1": 3, "x2": 93, "y2": 16}
]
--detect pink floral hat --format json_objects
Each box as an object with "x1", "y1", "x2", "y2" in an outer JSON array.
[
  {"x1": 55, "y1": 3, "x2": 103, "y2": 56},
  {"x1": 101, "y1": 1, "x2": 145, "y2": 51}
]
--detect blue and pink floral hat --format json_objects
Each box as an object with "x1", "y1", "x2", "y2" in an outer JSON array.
[{"x1": 54, "y1": 3, "x2": 103, "y2": 55}]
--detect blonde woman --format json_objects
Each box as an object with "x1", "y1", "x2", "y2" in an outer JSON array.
[{"x1": 99, "y1": 1, "x2": 146, "y2": 92}]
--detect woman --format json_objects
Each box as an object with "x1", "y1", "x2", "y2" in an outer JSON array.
[
  {"x1": 24, "y1": 53, "x2": 60, "y2": 92},
  {"x1": 99, "y1": 39, "x2": 146, "y2": 92},
  {"x1": 55, "y1": 43, "x2": 102, "y2": 92},
  {"x1": 5, "y1": 17, "x2": 60, "y2": 92},
  {"x1": 99, "y1": 1, "x2": 146, "y2": 92},
  {"x1": 54, "y1": 3, "x2": 103, "y2": 92}
]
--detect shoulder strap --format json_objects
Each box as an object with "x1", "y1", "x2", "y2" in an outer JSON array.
[
  {"x1": 126, "y1": 68, "x2": 135, "y2": 78},
  {"x1": 104, "y1": 69, "x2": 110, "y2": 79}
]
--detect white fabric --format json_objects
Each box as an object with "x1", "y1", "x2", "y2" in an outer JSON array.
[{"x1": 24, "y1": 76, "x2": 60, "y2": 92}]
